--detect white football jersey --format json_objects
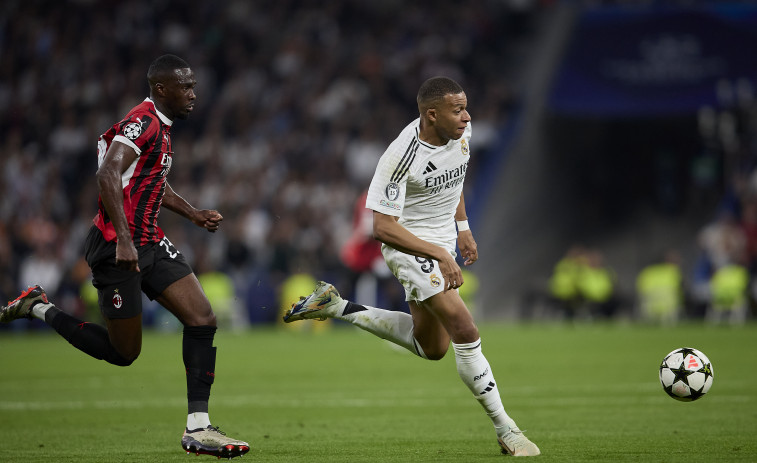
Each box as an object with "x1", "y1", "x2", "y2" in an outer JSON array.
[{"x1": 366, "y1": 118, "x2": 471, "y2": 248}]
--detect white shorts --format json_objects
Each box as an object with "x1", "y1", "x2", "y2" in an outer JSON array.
[{"x1": 382, "y1": 244, "x2": 457, "y2": 302}]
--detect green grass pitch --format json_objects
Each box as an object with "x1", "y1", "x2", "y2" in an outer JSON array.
[{"x1": 1, "y1": 321, "x2": 755, "y2": 462}]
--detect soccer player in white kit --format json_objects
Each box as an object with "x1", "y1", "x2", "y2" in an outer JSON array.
[{"x1": 284, "y1": 76, "x2": 540, "y2": 456}]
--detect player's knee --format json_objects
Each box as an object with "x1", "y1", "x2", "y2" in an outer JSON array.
[
  {"x1": 110, "y1": 346, "x2": 140, "y2": 367},
  {"x1": 423, "y1": 344, "x2": 449, "y2": 361},
  {"x1": 184, "y1": 310, "x2": 216, "y2": 327},
  {"x1": 450, "y1": 325, "x2": 480, "y2": 344}
]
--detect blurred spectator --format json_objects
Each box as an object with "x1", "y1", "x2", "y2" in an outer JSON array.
[
  {"x1": 548, "y1": 246, "x2": 617, "y2": 320},
  {"x1": 698, "y1": 209, "x2": 747, "y2": 270},
  {"x1": 635, "y1": 250, "x2": 684, "y2": 325},
  {"x1": 693, "y1": 209, "x2": 749, "y2": 319},
  {"x1": 340, "y1": 191, "x2": 383, "y2": 276},
  {"x1": 198, "y1": 270, "x2": 246, "y2": 331},
  {"x1": 575, "y1": 249, "x2": 617, "y2": 320},
  {"x1": 708, "y1": 263, "x2": 749, "y2": 325},
  {"x1": 17, "y1": 222, "x2": 64, "y2": 296},
  {"x1": 547, "y1": 244, "x2": 586, "y2": 319},
  {"x1": 458, "y1": 268, "x2": 480, "y2": 318}
]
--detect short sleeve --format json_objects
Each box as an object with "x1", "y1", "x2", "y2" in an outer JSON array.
[
  {"x1": 113, "y1": 113, "x2": 159, "y2": 156},
  {"x1": 365, "y1": 138, "x2": 416, "y2": 217}
]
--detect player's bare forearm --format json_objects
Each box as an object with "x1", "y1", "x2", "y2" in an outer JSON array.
[
  {"x1": 96, "y1": 141, "x2": 139, "y2": 271},
  {"x1": 98, "y1": 169, "x2": 139, "y2": 271},
  {"x1": 372, "y1": 211, "x2": 464, "y2": 290},
  {"x1": 97, "y1": 145, "x2": 134, "y2": 244},
  {"x1": 372, "y1": 212, "x2": 443, "y2": 261},
  {"x1": 453, "y1": 192, "x2": 478, "y2": 266},
  {"x1": 96, "y1": 169, "x2": 130, "y2": 243},
  {"x1": 163, "y1": 183, "x2": 223, "y2": 232},
  {"x1": 454, "y1": 192, "x2": 468, "y2": 222},
  {"x1": 161, "y1": 182, "x2": 194, "y2": 218}
]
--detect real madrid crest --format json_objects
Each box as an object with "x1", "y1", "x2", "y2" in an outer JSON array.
[{"x1": 460, "y1": 139, "x2": 469, "y2": 156}]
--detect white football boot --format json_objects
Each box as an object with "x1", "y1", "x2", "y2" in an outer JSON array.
[{"x1": 498, "y1": 427, "x2": 541, "y2": 457}]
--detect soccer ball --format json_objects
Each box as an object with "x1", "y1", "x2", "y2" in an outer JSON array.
[{"x1": 659, "y1": 347, "x2": 714, "y2": 402}]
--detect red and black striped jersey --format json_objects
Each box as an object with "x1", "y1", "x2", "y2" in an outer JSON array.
[{"x1": 93, "y1": 98, "x2": 174, "y2": 246}]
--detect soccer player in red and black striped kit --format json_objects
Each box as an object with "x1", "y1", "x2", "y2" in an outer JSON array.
[{"x1": 1, "y1": 55, "x2": 249, "y2": 459}]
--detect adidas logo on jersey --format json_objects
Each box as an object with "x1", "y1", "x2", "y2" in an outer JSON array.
[{"x1": 423, "y1": 161, "x2": 438, "y2": 175}]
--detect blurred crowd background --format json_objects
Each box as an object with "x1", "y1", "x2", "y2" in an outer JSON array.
[{"x1": 1, "y1": 0, "x2": 756, "y2": 331}]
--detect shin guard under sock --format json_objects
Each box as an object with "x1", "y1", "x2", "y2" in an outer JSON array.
[
  {"x1": 46, "y1": 307, "x2": 133, "y2": 366},
  {"x1": 183, "y1": 325, "x2": 217, "y2": 414},
  {"x1": 452, "y1": 339, "x2": 516, "y2": 432},
  {"x1": 340, "y1": 301, "x2": 424, "y2": 357}
]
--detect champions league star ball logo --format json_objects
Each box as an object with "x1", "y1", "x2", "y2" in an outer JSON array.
[
  {"x1": 123, "y1": 122, "x2": 143, "y2": 140},
  {"x1": 385, "y1": 182, "x2": 400, "y2": 201},
  {"x1": 659, "y1": 347, "x2": 713, "y2": 402}
]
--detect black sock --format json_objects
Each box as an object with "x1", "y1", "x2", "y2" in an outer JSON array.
[
  {"x1": 46, "y1": 307, "x2": 133, "y2": 366},
  {"x1": 183, "y1": 325, "x2": 217, "y2": 414},
  {"x1": 342, "y1": 301, "x2": 368, "y2": 316}
]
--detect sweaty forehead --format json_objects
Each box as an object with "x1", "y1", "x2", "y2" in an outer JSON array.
[
  {"x1": 155, "y1": 68, "x2": 195, "y2": 85},
  {"x1": 172, "y1": 68, "x2": 195, "y2": 84}
]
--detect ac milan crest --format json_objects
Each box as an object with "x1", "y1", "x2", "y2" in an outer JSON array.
[{"x1": 112, "y1": 289, "x2": 123, "y2": 309}]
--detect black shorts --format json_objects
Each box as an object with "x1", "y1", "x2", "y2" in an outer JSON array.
[{"x1": 84, "y1": 226, "x2": 193, "y2": 320}]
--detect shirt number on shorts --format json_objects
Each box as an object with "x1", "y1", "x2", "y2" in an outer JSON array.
[
  {"x1": 160, "y1": 236, "x2": 179, "y2": 259},
  {"x1": 415, "y1": 257, "x2": 435, "y2": 274}
]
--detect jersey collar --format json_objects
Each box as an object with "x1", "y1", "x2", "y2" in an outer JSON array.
[
  {"x1": 145, "y1": 98, "x2": 174, "y2": 126},
  {"x1": 414, "y1": 124, "x2": 453, "y2": 150}
]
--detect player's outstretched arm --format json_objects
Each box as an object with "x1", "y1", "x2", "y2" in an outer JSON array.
[{"x1": 162, "y1": 182, "x2": 223, "y2": 232}]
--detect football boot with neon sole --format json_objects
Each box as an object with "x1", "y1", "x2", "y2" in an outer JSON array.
[
  {"x1": 498, "y1": 427, "x2": 541, "y2": 457},
  {"x1": 283, "y1": 281, "x2": 342, "y2": 322},
  {"x1": 181, "y1": 425, "x2": 250, "y2": 459},
  {"x1": 0, "y1": 285, "x2": 48, "y2": 323}
]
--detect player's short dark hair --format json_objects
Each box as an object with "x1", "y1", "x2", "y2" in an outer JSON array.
[
  {"x1": 417, "y1": 76, "x2": 464, "y2": 109},
  {"x1": 147, "y1": 54, "x2": 190, "y2": 84}
]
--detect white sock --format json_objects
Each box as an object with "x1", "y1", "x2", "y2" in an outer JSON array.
[
  {"x1": 187, "y1": 412, "x2": 211, "y2": 430},
  {"x1": 31, "y1": 302, "x2": 54, "y2": 321},
  {"x1": 337, "y1": 301, "x2": 426, "y2": 358},
  {"x1": 452, "y1": 339, "x2": 517, "y2": 437}
]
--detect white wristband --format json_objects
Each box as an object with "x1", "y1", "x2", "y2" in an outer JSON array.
[{"x1": 456, "y1": 220, "x2": 470, "y2": 232}]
